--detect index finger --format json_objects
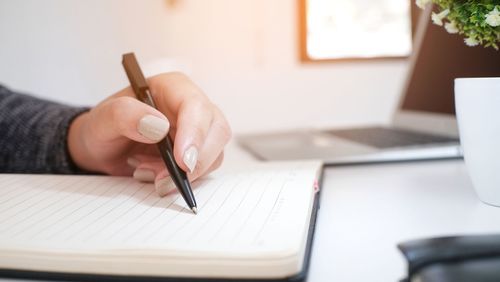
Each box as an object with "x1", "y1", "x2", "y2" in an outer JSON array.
[
  {"x1": 147, "y1": 72, "x2": 209, "y2": 123},
  {"x1": 147, "y1": 73, "x2": 217, "y2": 173}
]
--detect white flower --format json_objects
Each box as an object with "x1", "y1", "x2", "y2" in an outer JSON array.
[
  {"x1": 485, "y1": 7, "x2": 500, "y2": 27},
  {"x1": 416, "y1": 0, "x2": 431, "y2": 9},
  {"x1": 444, "y1": 21, "x2": 459, "y2": 34},
  {"x1": 464, "y1": 37, "x2": 479, "y2": 47},
  {"x1": 431, "y1": 9, "x2": 450, "y2": 26}
]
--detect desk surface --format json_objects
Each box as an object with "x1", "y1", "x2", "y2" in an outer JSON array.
[
  {"x1": 4, "y1": 145, "x2": 500, "y2": 282},
  {"x1": 309, "y1": 159, "x2": 500, "y2": 282},
  {"x1": 223, "y1": 143, "x2": 500, "y2": 281}
]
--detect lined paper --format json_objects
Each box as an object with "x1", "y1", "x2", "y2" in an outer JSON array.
[{"x1": 0, "y1": 161, "x2": 320, "y2": 256}]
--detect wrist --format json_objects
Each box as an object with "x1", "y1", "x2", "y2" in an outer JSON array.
[{"x1": 67, "y1": 111, "x2": 98, "y2": 172}]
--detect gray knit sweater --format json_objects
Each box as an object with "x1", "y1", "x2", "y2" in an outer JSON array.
[{"x1": 0, "y1": 85, "x2": 89, "y2": 173}]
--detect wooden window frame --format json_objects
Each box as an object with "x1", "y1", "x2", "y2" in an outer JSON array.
[{"x1": 298, "y1": 0, "x2": 419, "y2": 63}]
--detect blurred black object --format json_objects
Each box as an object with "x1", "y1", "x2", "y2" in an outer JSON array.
[{"x1": 398, "y1": 234, "x2": 500, "y2": 282}]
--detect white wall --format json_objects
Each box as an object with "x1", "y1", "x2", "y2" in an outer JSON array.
[
  {"x1": 0, "y1": 0, "x2": 408, "y2": 134},
  {"x1": 0, "y1": 0, "x2": 172, "y2": 105}
]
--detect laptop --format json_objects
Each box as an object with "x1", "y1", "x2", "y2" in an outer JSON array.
[{"x1": 238, "y1": 5, "x2": 500, "y2": 165}]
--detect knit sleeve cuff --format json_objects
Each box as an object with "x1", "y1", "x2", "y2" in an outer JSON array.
[{"x1": 47, "y1": 107, "x2": 91, "y2": 174}]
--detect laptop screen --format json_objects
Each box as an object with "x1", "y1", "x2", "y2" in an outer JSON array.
[{"x1": 400, "y1": 13, "x2": 500, "y2": 115}]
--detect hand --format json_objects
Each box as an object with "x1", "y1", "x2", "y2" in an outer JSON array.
[{"x1": 67, "y1": 72, "x2": 231, "y2": 196}]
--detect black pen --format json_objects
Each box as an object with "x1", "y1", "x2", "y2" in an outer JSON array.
[{"x1": 122, "y1": 52, "x2": 197, "y2": 214}]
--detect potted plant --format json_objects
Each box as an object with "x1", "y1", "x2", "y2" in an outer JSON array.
[{"x1": 417, "y1": 0, "x2": 500, "y2": 206}]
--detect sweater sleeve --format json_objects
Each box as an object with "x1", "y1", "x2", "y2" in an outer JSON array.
[{"x1": 0, "y1": 85, "x2": 90, "y2": 173}]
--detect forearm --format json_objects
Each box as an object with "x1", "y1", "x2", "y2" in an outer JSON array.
[{"x1": 0, "y1": 85, "x2": 89, "y2": 173}]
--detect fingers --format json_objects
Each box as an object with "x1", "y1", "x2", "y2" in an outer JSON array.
[
  {"x1": 109, "y1": 72, "x2": 231, "y2": 200},
  {"x1": 71, "y1": 72, "x2": 230, "y2": 181},
  {"x1": 147, "y1": 73, "x2": 213, "y2": 173},
  {"x1": 147, "y1": 72, "x2": 206, "y2": 119},
  {"x1": 186, "y1": 112, "x2": 231, "y2": 180},
  {"x1": 154, "y1": 152, "x2": 224, "y2": 197},
  {"x1": 127, "y1": 155, "x2": 161, "y2": 183},
  {"x1": 145, "y1": 73, "x2": 231, "y2": 176},
  {"x1": 89, "y1": 96, "x2": 170, "y2": 144},
  {"x1": 130, "y1": 152, "x2": 225, "y2": 197},
  {"x1": 173, "y1": 99, "x2": 214, "y2": 173},
  {"x1": 132, "y1": 158, "x2": 177, "y2": 197}
]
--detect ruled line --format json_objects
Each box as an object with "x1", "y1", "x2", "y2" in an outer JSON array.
[
  {"x1": 0, "y1": 162, "x2": 318, "y2": 253},
  {"x1": 140, "y1": 179, "x2": 222, "y2": 244},
  {"x1": 80, "y1": 188, "x2": 155, "y2": 242},
  {"x1": 0, "y1": 176, "x2": 69, "y2": 213},
  {"x1": 6, "y1": 176, "x2": 97, "y2": 236},
  {"x1": 0, "y1": 176, "x2": 74, "y2": 226},
  {"x1": 0, "y1": 176, "x2": 29, "y2": 198},
  {"x1": 67, "y1": 180, "x2": 149, "y2": 242},
  {"x1": 35, "y1": 177, "x2": 139, "y2": 240},
  {"x1": 253, "y1": 180, "x2": 288, "y2": 244},
  {"x1": 207, "y1": 178, "x2": 255, "y2": 243},
  {"x1": 122, "y1": 193, "x2": 181, "y2": 244},
  {"x1": 174, "y1": 177, "x2": 242, "y2": 244},
  {"x1": 230, "y1": 173, "x2": 275, "y2": 243}
]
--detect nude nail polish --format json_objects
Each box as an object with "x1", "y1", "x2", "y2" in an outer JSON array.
[
  {"x1": 183, "y1": 146, "x2": 198, "y2": 173},
  {"x1": 138, "y1": 115, "x2": 169, "y2": 142},
  {"x1": 155, "y1": 177, "x2": 176, "y2": 197},
  {"x1": 133, "y1": 168, "x2": 155, "y2": 183},
  {"x1": 127, "y1": 157, "x2": 140, "y2": 168}
]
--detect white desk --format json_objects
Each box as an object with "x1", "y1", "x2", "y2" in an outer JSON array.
[
  {"x1": 223, "y1": 143, "x2": 500, "y2": 281},
  {"x1": 308, "y1": 159, "x2": 500, "y2": 282},
  {"x1": 4, "y1": 145, "x2": 500, "y2": 282}
]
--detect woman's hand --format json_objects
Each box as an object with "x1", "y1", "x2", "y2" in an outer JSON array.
[{"x1": 67, "y1": 72, "x2": 231, "y2": 196}]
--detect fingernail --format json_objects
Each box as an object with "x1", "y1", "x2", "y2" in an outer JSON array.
[
  {"x1": 138, "y1": 115, "x2": 169, "y2": 142},
  {"x1": 133, "y1": 168, "x2": 155, "y2": 182},
  {"x1": 127, "y1": 157, "x2": 140, "y2": 168},
  {"x1": 155, "y1": 177, "x2": 176, "y2": 197},
  {"x1": 183, "y1": 146, "x2": 198, "y2": 173}
]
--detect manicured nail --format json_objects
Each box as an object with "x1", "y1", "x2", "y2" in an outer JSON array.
[
  {"x1": 127, "y1": 157, "x2": 140, "y2": 168},
  {"x1": 138, "y1": 115, "x2": 169, "y2": 142},
  {"x1": 155, "y1": 177, "x2": 176, "y2": 197},
  {"x1": 183, "y1": 146, "x2": 198, "y2": 173},
  {"x1": 133, "y1": 168, "x2": 155, "y2": 183}
]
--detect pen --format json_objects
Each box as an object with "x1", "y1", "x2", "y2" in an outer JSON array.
[{"x1": 122, "y1": 52, "x2": 197, "y2": 214}]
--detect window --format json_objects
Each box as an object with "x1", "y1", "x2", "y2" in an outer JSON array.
[{"x1": 299, "y1": 0, "x2": 413, "y2": 61}]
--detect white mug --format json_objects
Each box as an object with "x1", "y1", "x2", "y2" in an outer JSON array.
[{"x1": 455, "y1": 77, "x2": 500, "y2": 206}]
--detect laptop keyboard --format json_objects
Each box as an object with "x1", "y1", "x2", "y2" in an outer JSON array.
[{"x1": 327, "y1": 127, "x2": 458, "y2": 149}]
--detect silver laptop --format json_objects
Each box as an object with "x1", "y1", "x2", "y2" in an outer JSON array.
[{"x1": 238, "y1": 5, "x2": 500, "y2": 165}]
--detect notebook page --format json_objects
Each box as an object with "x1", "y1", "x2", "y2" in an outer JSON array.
[{"x1": 0, "y1": 161, "x2": 321, "y2": 258}]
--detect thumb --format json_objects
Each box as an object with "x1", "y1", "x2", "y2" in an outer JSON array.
[{"x1": 89, "y1": 96, "x2": 170, "y2": 144}]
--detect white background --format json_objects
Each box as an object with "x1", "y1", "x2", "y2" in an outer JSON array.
[{"x1": 0, "y1": 0, "x2": 408, "y2": 134}]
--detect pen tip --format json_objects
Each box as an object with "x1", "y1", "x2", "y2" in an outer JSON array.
[{"x1": 191, "y1": 207, "x2": 198, "y2": 215}]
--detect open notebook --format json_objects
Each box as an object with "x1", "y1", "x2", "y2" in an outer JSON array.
[{"x1": 0, "y1": 161, "x2": 322, "y2": 281}]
